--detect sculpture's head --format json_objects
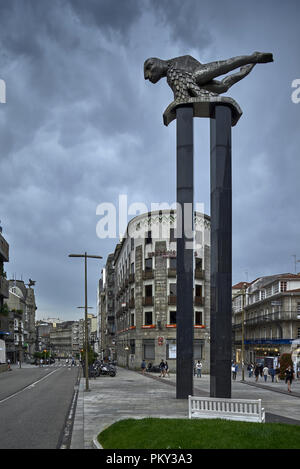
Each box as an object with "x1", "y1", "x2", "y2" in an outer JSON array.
[{"x1": 144, "y1": 57, "x2": 168, "y2": 83}]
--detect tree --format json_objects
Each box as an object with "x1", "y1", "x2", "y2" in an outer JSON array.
[{"x1": 279, "y1": 353, "x2": 293, "y2": 380}]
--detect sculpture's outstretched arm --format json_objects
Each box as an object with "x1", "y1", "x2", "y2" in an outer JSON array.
[{"x1": 194, "y1": 52, "x2": 273, "y2": 86}]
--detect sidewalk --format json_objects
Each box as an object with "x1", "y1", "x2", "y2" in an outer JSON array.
[{"x1": 70, "y1": 368, "x2": 300, "y2": 449}]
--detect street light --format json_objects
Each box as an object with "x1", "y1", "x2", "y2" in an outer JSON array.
[{"x1": 69, "y1": 253, "x2": 102, "y2": 392}]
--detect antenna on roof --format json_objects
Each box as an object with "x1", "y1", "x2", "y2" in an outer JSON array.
[{"x1": 291, "y1": 255, "x2": 300, "y2": 274}]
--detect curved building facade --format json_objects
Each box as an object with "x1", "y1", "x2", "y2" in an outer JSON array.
[{"x1": 110, "y1": 209, "x2": 211, "y2": 372}]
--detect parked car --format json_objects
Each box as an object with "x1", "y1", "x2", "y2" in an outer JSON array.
[{"x1": 146, "y1": 363, "x2": 161, "y2": 373}]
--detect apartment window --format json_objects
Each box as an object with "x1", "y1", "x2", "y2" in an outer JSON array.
[
  {"x1": 145, "y1": 258, "x2": 152, "y2": 271},
  {"x1": 194, "y1": 340, "x2": 203, "y2": 359},
  {"x1": 297, "y1": 303, "x2": 300, "y2": 319},
  {"x1": 130, "y1": 313, "x2": 135, "y2": 327},
  {"x1": 170, "y1": 310, "x2": 176, "y2": 324},
  {"x1": 195, "y1": 258, "x2": 202, "y2": 270},
  {"x1": 130, "y1": 339, "x2": 135, "y2": 354},
  {"x1": 255, "y1": 291, "x2": 260, "y2": 303},
  {"x1": 169, "y1": 257, "x2": 176, "y2": 270},
  {"x1": 145, "y1": 284, "x2": 152, "y2": 297},
  {"x1": 131, "y1": 262, "x2": 134, "y2": 274},
  {"x1": 261, "y1": 290, "x2": 265, "y2": 300},
  {"x1": 143, "y1": 339, "x2": 155, "y2": 359},
  {"x1": 166, "y1": 339, "x2": 176, "y2": 359},
  {"x1": 280, "y1": 281, "x2": 287, "y2": 292},
  {"x1": 145, "y1": 230, "x2": 152, "y2": 244},
  {"x1": 195, "y1": 284, "x2": 202, "y2": 297},
  {"x1": 169, "y1": 283, "x2": 177, "y2": 296},
  {"x1": 145, "y1": 311, "x2": 153, "y2": 325},
  {"x1": 274, "y1": 283, "x2": 279, "y2": 294},
  {"x1": 170, "y1": 228, "x2": 176, "y2": 242},
  {"x1": 195, "y1": 310, "x2": 202, "y2": 325},
  {"x1": 131, "y1": 237, "x2": 134, "y2": 251},
  {"x1": 266, "y1": 286, "x2": 272, "y2": 297}
]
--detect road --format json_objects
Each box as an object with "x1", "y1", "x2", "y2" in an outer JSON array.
[{"x1": 0, "y1": 363, "x2": 80, "y2": 449}]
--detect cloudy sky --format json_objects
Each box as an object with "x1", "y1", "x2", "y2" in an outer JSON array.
[{"x1": 0, "y1": 0, "x2": 299, "y2": 320}]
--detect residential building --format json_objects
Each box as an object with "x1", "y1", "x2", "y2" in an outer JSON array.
[
  {"x1": 0, "y1": 228, "x2": 9, "y2": 350},
  {"x1": 50, "y1": 321, "x2": 75, "y2": 357},
  {"x1": 4, "y1": 280, "x2": 37, "y2": 363},
  {"x1": 232, "y1": 273, "x2": 300, "y2": 371},
  {"x1": 99, "y1": 209, "x2": 211, "y2": 372}
]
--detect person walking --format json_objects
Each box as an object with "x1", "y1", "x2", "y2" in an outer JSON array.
[
  {"x1": 263, "y1": 365, "x2": 269, "y2": 382},
  {"x1": 285, "y1": 365, "x2": 295, "y2": 393},
  {"x1": 269, "y1": 367, "x2": 275, "y2": 382},
  {"x1": 141, "y1": 359, "x2": 146, "y2": 375},
  {"x1": 232, "y1": 362, "x2": 237, "y2": 380},
  {"x1": 254, "y1": 364, "x2": 260, "y2": 382},
  {"x1": 196, "y1": 360, "x2": 202, "y2": 378},
  {"x1": 164, "y1": 361, "x2": 170, "y2": 377},
  {"x1": 275, "y1": 366, "x2": 280, "y2": 383},
  {"x1": 159, "y1": 359, "x2": 166, "y2": 377}
]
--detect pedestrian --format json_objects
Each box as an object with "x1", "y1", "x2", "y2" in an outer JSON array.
[
  {"x1": 7, "y1": 359, "x2": 12, "y2": 371},
  {"x1": 196, "y1": 360, "x2": 202, "y2": 378},
  {"x1": 165, "y1": 361, "x2": 170, "y2": 377},
  {"x1": 254, "y1": 364, "x2": 260, "y2": 382},
  {"x1": 263, "y1": 365, "x2": 269, "y2": 382},
  {"x1": 259, "y1": 363, "x2": 264, "y2": 378},
  {"x1": 275, "y1": 366, "x2": 280, "y2": 383},
  {"x1": 269, "y1": 367, "x2": 275, "y2": 382},
  {"x1": 232, "y1": 362, "x2": 237, "y2": 380},
  {"x1": 159, "y1": 359, "x2": 165, "y2": 377},
  {"x1": 39, "y1": 358, "x2": 43, "y2": 368},
  {"x1": 285, "y1": 365, "x2": 295, "y2": 393},
  {"x1": 141, "y1": 359, "x2": 146, "y2": 374}
]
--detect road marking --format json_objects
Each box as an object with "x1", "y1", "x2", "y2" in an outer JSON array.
[{"x1": 0, "y1": 369, "x2": 59, "y2": 405}]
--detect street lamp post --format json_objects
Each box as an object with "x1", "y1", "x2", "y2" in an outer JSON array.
[
  {"x1": 241, "y1": 283, "x2": 247, "y2": 381},
  {"x1": 69, "y1": 253, "x2": 102, "y2": 392}
]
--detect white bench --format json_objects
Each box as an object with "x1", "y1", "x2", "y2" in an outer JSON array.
[{"x1": 188, "y1": 396, "x2": 265, "y2": 423}]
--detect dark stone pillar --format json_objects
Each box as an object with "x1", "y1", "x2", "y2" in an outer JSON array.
[
  {"x1": 176, "y1": 105, "x2": 194, "y2": 399},
  {"x1": 210, "y1": 105, "x2": 232, "y2": 398}
]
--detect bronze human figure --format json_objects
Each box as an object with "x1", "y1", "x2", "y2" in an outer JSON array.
[{"x1": 144, "y1": 51, "x2": 273, "y2": 100}]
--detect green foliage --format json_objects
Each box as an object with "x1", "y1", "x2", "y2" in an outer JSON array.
[
  {"x1": 279, "y1": 353, "x2": 293, "y2": 380},
  {"x1": 0, "y1": 303, "x2": 9, "y2": 316},
  {"x1": 98, "y1": 418, "x2": 300, "y2": 449},
  {"x1": 80, "y1": 346, "x2": 97, "y2": 365}
]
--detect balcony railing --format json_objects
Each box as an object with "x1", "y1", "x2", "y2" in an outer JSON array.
[
  {"x1": 195, "y1": 269, "x2": 205, "y2": 280},
  {"x1": 167, "y1": 268, "x2": 176, "y2": 278},
  {"x1": 0, "y1": 233, "x2": 9, "y2": 262},
  {"x1": 142, "y1": 270, "x2": 154, "y2": 280},
  {"x1": 142, "y1": 296, "x2": 154, "y2": 306},
  {"x1": 168, "y1": 295, "x2": 177, "y2": 305},
  {"x1": 244, "y1": 311, "x2": 300, "y2": 326},
  {"x1": 0, "y1": 276, "x2": 9, "y2": 299},
  {"x1": 194, "y1": 296, "x2": 205, "y2": 306}
]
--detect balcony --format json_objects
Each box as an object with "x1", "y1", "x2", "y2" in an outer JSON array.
[
  {"x1": 0, "y1": 233, "x2": 9, "y2": 262},
  {"x1": 0, "y1": 276, "x2": 9, "y2": 299},
  {"x1": 244, "y1": 311, "x2": 300, "y2": 326},
  {"x1": 168, "y1": 295, "x2": 177, "y2": 305},
  {"x1": 142, "y1": 270, "x2": 154, "y2": 280},
  {"x1": 142, "y1": 296, "x2": 154, "y2": 306},
  {"x1": 129, "y1": 273, "x2": 135, "y2": 284},
  {"x1": 195, "y1": 269, "x2": 205, "y2": 280},
  {"x1": 194, "y1": 296, "x2": 205, "y2": 306},
  {"x1": 167, "y1": 268, "x2": 176, "y2": 278}
]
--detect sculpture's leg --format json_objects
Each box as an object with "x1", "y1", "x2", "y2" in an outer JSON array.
[
  {"x1": 176, "y1": 105, "x2": 194, "y2": 399},
  {"x1": 210, "y1": 105, "x2": 232, "y2": 399},
  {"x1": 195, "y1": 52, "x2": 272, "y2": 85},
  {"x1": 204, "y1": 64, "x2": 256, "y2": 94}
]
